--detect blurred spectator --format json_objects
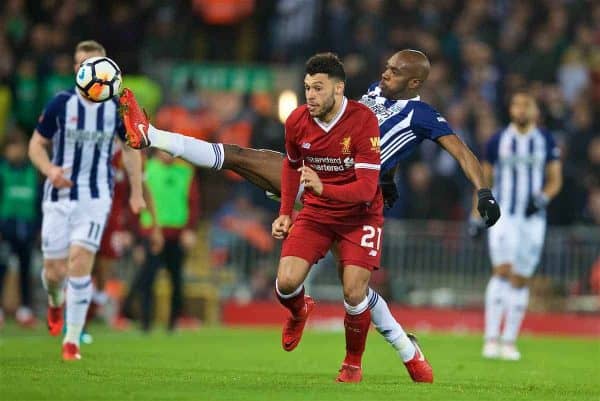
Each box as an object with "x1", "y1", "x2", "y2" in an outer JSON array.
[
  {"x1": 249, "y1": 92, "x2": 284, "y2": 153},
  {"x1": 90, "y1": 148, "x2": 136, "y2": 324},
  {"x1": 0, "y1": 129, "x2": 38, "y2": 327},
  {"x1": 123, "y1": 151, "x2": 200, "y2": 332},
  {"x1": 13, "y1": 58, "x2": 39, "y2": 133},
  {"x1": 0, "y1": 0, "x2": 599, "y2": 228},
  {"x1": 211, "y1": 184, "x2": 275, "y2": 278},
  {"x1": 193, "y1": 0, "x2": 255, "y2": 60},
  {"x1": 558, "y1": 47, "x2": 590, "y2": 106},
  {"x1": 269, "y1": 0, "x2": 320, "y2": 62},
  {"x1": 42, "y1": 54, "x2": 73, "y2": 104}
]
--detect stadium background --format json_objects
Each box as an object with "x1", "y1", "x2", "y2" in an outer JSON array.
[{"x1": 0, "y1": 0, "x2": 599, "y2": 332}]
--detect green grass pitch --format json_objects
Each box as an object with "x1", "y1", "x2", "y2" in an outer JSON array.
[{"x1": 0, "y1": 325, "x2": 598, "y2": 401}]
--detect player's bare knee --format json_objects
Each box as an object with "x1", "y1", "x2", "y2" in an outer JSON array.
[
  {"x1": 343, "y1": 283, "x2": 368, "y2": 306},
  {"x1": 43, "y1": 259, "x2": 67, "y2": 282},
  {"x1": 276, "y1": 275, "x2": 301, "y2": 295},
  {"x1": 68, "y1": 246, "x2": 95, "y2": 276},
  {"x1": 276, "y1": 269, "x2": 302, "y2": 294}
]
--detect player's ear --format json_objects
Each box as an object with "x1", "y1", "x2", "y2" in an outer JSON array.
[
  {"x1": 335, "y1": 80, "x2": 345, "y2": 96},
  {"x1": 408, "y1": 78, "x2": 422, "y2": 90}
]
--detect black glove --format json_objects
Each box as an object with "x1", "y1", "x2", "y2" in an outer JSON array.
[
  {"x1": 467, "y1": 216, "x2": 486, "y2": 239},
  {"x1": 380, "y1": 180, "x2": 398, "y2": 209},
  {"x1": 477, "y1": 188, "x2": 501, "y2": 227},
  {"x1": 525, "y1": 194, "x2": 549, "y2": 217}
]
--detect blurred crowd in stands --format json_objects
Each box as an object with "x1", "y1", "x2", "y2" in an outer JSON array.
[
  {"x1": 0, "y1": 0, "x2": 599, "y2": 323},
  {"x1": 1, "y1": 0, "x2": 599, "y2": 225}
]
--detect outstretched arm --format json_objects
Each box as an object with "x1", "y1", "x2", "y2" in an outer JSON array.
[
  {"x1": 437, "y1": 134, "x2": 500, "y2": 226},
  {"x1": 437, "y1": 134, "x2": 485, "y2": 190}
]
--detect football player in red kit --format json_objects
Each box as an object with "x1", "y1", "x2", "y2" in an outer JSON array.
[{"x1": 271, "y1": 53, "x2": 383, "y2": 383}]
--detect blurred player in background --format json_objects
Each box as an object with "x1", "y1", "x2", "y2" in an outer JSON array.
[
  {"x1": 0, "y1": 130, "x2": 39, "y2": 328},
  {"x1": 272, "y1": 53, "x2": 383, "y2": 382},
  {"x1": 89, "y1": 149, "x2": 134, "y2": 323},
  {"x1": 479, "y1": 91, "x2": 562, "y2": 360},
  {"x1": 120, "y1": 49, "x2": 501, "y2": 382},
  {"x1": 28, "y1": 40, "x2": 145, "y2": 360},
  {"x1": 127, "y1": 150, "x2": 199, "y2": 332}
]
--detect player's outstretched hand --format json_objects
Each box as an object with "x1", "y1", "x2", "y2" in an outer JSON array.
[
  {"x1": 298, "y1": 166, "x2": 323, "y2": 195},
  {"x1": 272, "y1": 215, "x2": 292, "y2": 240},
  {"x1": 129, "y1": 193, "x2": 147, "y2": 214},
  {"x1": 47, "y1": 165, "x2": 73, "y2": 189},
  {"x1": 477, "y1": 188, "x2": 501, "y2": 227}
]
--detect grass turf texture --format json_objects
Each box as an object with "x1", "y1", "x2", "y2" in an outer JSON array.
[{"x1": 0, "y1": 325, "x2": 598, "y2": 401}]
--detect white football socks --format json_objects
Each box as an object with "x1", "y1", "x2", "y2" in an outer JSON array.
[
  {"x1": 64, "y1": 276, "x2": 93, "y2": 346},
  {"x1": 368, "y1": 288, "x2": 416, "y2": 362},
  {"x1": 502, "y1": 286, "x2": 529, "y2": 344},
  {"x1": 148, "y1": 125, "x2": 224, "y2": 169},
  {"x1": 484, "y1": 276, "x2": 509, "y2": 341},
  {"x1": 41, "y1": 269, "x2": 65, "y2": 307}
]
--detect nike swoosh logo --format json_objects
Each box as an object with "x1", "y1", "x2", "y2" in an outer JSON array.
[
  {"x1": 411, "y1": 340, "x2": 426, "y2": 361},
  {"x1": 78, "y1": 69, "x2": 85, "y2": 80},
  {"x1": 284, "y1": 341, "x2": 296, "y2": 348},
  {"x1": 137, "y1": 124, "x2": 148, "y2": 138}
]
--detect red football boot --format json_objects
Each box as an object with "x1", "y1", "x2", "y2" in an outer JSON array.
[
  {"x1": 281, "y1": 296, "x2": 315, "y2": 352},
  {"x1": 119, "y1": 88, "x2": 150, "y2": 149},
  {"x1": 404, "y1": 333, "x2": 434, "y2": 383},
  {"x1": 47, "y1": 305, "x2": 64, "y2": 337},
  {"x1": 62, "y1": 342, "x2": 81, "y2": 361},
  {"x1": 336, "y1": 363, "x2": 363, "y2": 383}
]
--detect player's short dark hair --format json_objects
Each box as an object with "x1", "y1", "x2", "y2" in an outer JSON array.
[
  {"x1": 510, "y1": 89, "x2": 536, "y2": 104},
  {"x1": 305, "y1": 53, "x2": 346, "y2": 82}
]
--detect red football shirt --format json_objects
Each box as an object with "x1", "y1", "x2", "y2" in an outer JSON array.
[{"x1": 280, "y1": 97, "x2": 383, "y2": 223}]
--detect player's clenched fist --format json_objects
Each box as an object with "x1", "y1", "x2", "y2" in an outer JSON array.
[
  {"x1": 298, "y1": 166, "x2": 323, "y2": 195},
  {"x1": 272, "y1": 215, "x2": 292, "y2": 239},
  {"x1": 46, "y1": 165, "x2": 73, "y2": 189}
]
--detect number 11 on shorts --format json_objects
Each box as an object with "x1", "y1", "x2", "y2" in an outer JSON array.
[{"x1": 361, "y1": 225, "x2": 382, "y2": 256}]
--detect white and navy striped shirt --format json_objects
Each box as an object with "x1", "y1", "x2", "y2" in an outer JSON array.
[
  {"x1": 36, "y1": 88, "x2": 126, "y2": 202},
  {"x1": 484, "y1": 124, "x2": 559, "y2": 216},
  {"x1": 360, "y1": 83, "x2": 454, "y2": 173}
]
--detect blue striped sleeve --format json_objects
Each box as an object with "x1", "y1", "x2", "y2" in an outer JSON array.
[
  {"x1": 413, "y1": 102, "x2": 453, "y2": 140},
  {"x1": 35, "y1": 94, "x2": 68, "y2": 138},
  {"x1": 543, "y1": 130, "x2": 560, "y2": 163}
]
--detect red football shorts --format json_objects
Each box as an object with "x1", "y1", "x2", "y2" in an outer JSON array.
[{"x1": 281, "y1": 215, "x2": 383, "y2": 271}]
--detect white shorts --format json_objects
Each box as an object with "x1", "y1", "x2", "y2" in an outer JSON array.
[
  {"x1": 487, "y1": 214, "x2": 546, "y2": 278},
  {"x1": 41, "y1": 199, "x2": 112, "y2": 259}
]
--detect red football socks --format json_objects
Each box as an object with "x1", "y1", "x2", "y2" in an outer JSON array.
[
  {"x1": 277, "y1": 286, "x2": 306, "y2": 318},
  {"x1": 343, "y1": 309, "x2": 371, "y2": 367}
]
